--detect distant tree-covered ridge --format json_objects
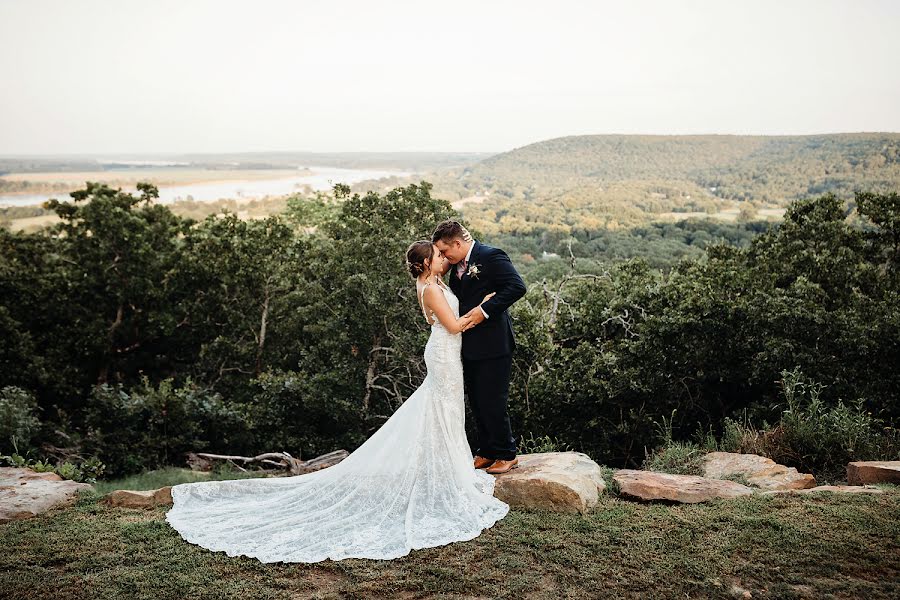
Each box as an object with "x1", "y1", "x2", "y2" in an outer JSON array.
[
  {"x1": 436, "y1": 133, "x2": 900, "y2": 202},
  {"x1": 424, "y1": 133, "x2": 900, "y2": 236}
]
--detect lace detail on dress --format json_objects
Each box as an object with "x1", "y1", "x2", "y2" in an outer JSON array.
[
  {"x1": 418, "y1": 281, "x2": 437, "y2": 326},
  {"x1": 418, "y1": 279, "x2": 453, "y2": 330},
  {"x1": 165, "y1": 281, "x2": 509, "y2": 563}
]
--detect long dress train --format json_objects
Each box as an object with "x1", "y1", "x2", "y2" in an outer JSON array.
[{"x1": 164, "y1": 281, "x2": 509, "y2": 563}]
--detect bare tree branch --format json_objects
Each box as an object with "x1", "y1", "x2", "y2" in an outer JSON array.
[{"x1": 190, "y1": 450, "x2": 349, "y2": 476}]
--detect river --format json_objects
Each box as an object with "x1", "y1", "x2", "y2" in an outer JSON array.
[{"x1": 0, "y1": 166, "x2": 409, "y2": 207}]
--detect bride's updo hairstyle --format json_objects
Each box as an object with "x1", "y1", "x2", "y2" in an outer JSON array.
[{"x1": 405, "y1": 240, "x2": 433, "y2": 278}]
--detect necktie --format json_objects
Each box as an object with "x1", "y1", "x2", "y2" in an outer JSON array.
[{"x1": 457, "y1": 259, "x2": 467, "y2": 279}]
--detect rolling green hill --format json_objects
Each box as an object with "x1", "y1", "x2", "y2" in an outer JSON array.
[
  {"x1": 427, "y1": 133, "x2": 900, "y2": 237},
  {"x1": 441, "y1": 133, "x2": 900, "y2": 202}
]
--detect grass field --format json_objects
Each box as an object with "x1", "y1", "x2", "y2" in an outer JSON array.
[{"x1": 1, "y1": 467, "x2": 897, "y2": 599}]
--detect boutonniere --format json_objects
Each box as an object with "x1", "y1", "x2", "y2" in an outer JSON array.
[{"x1": 466, "y1": 263, "x2": 482, "y2": 279}]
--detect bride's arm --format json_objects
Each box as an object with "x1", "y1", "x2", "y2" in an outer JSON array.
[{"x1": 423, "y1": 285, "x2": 473, "y2": 334}]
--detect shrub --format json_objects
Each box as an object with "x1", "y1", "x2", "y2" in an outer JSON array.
[
  {"x1": 641, "y1": 409, "x2": 718, "y2": 475},
  {"x1": 0, "y1": 386, "x2": 41, "y2": 454},
  {"x1": 54, "y1": 458, "x2": 106, "y2": 484},
  {"x1": 246, "y1": 370, "x2": 366, "y2": 459},
  {"x1": 0, "y1": 452, "x2": 106, "y2": 484},
  {"x1": 660, "y1": 367, "x2": 900, "y2": 483},
  {"x1": 518, "y1": 433, "x2": 574, "y2": 454},
  {"x1": 81, "y1": 376, "x2": 246, "y2": 477},
  {"x1": 721, "y1": 367, "x2": 900, "y2": 482}
]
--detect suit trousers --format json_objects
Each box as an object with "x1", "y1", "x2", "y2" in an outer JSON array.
[{"x1": 462, "y1": 354, "x2": 517, "y2": 461}]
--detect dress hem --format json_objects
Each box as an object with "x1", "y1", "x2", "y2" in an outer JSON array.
[{"x1": 164, "y1": 502, "x2": 510, "y2": 564}]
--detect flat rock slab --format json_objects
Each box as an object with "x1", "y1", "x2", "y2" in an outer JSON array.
[
  {"x1": 847, "y1": 461, "x2": 900, "y2": 485},
  {"x1": 105, "y1": 486, "x2": 173, "y2": 508},
  {"x1": 0, "y1": 467, "x2": 93, "y2": 524},
  {"x1": 614, "y1": 469, "x2": 754, "y2": 503},
  {"x1": 762, "y1": 485, "x2": 885, "y2": 496},
  {"x1": 702, "y1": 451, "x2": 816, "y2": 491},
  {"x1": 492, "y1": 452, "x2": 606, "y2": 513}
]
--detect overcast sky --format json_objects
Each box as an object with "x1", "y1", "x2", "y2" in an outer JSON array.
[{"x1": 1, "y1": 0, "x2": 898, "y2": 155}]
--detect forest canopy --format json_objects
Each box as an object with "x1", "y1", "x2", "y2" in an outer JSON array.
[{"x1": 1, "y1": 180, "x2": 898, "y2": 482}]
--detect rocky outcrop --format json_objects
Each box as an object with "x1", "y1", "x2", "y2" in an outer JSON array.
[
  {"x1": 847, "y1": 461, "x2": 900, "y2": 485},
  {"x1": 105, "y1": 486, "x2": 173, "y2": 508},
  {"x1": 0, "y1": 467, "x2": 93, "y2": 524},
  {"x1": 492, "y1": 452, "x2": 606, "y2": 513},
  {"x1": 702, "y1": 452, "x2": 816, "y2": 491},
  {"x1": 113, "y1": 452, "x2": 609, "y2": 514},
  {"x1": 613, "y1": 469, "x2": 754, "y2": 503}
]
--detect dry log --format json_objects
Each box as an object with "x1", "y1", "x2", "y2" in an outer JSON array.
[
  {"x1": 297, "y1": 450, "x2": 350, "y2": 473},
  {"x1": 39, "y1": 442, "x2": 85, "y2": 463},
  {"x1": 187, "y1": 450, "x2": 348, "y2": 476}
]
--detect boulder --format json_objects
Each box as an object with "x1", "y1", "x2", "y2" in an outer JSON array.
[
  {"x1": 105, "y1": 486, "x2": 173, "y2": 508},
  {"x1": 847, "y1": 461, "x2": 900, "y2": 485},
  {"x1": 0, "y1": 467, "x2": 93, "y2": 524},
  {"x1": 491, "y1": 452, "x2": 606, "y2": 513},
  {"x1": 702, "y1": 452, "x2": 816, "y2": 491},
  {"x1": 762, "y1": 485, "x2": 885, "y2": 496},
  {"x1": 613, "y1": 469, "x2": 754, "y2": 503}
]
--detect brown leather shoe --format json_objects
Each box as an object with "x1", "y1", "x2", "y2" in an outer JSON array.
[
  {"x1": 474, "y1": 455, "x2": 495, "y2": 470},
  {"x1": 486, "y1": 458, "x2": 519, "y2": 474}
]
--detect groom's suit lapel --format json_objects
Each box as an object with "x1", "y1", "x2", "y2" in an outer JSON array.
[
  {"x1": 460, "y1": 240, "x2": 482, "y2": 295},
  {"x1": 448, "y1": 262, "x2": 460, "y2": 295}
]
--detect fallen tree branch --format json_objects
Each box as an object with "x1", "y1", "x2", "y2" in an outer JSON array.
[{"x1": 187, "y1": 450, "x2": 349, "y2": 476}]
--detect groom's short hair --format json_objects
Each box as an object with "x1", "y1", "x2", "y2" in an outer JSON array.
[{"x1": 432, "y1": 220, "x2": 471, "y2": 243}]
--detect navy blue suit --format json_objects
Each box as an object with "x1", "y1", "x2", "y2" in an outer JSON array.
[{"x1": 448, "y1": 241, "x2": 527, "y2": 460}]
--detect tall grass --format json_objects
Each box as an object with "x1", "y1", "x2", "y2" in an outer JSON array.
[
  {"x1": 91, "y1": 464, "x2": 271, "y2": 495},
  {"x1": 643, "y1": 368, "x2": 900, "y2": 483}
]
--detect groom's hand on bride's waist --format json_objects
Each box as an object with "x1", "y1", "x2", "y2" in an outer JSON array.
[{"x1": 461, "y1": 306, "x2": 487, "y2": 331}]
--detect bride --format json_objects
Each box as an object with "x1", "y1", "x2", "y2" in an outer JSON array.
[{"x1": 164, "y1": 240, "x2": 510, "y2": 563}]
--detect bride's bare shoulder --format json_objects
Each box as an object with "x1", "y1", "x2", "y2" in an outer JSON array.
[{"x1": 422, "y1": 282, "x2": 443, "y2": 300}]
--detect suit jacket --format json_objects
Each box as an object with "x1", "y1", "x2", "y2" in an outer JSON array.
[{"x1": 447, "y1": 240, "x2": 527, "y2": 360}]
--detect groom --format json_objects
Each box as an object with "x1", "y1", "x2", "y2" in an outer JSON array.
[{"x1": 432, "y1": 220, "x2": 527, "y2": 475}]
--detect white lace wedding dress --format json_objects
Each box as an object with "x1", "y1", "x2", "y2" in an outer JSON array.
[{"x1": 165, "y1": 280, "x2": 509, "y2": 563}]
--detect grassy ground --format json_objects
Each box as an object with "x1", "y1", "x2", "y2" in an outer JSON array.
[
  {"x1": 1, "y1": 469, "x2": 897, "y2": 600},
  {"x1": 89, "y1": 466, "x2": 271, "y2": 495}
]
